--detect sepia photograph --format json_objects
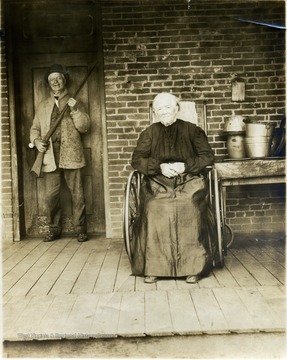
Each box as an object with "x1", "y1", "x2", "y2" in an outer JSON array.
[{"x1": 1, "y1": 0, "x2": 285, "y2": 358}]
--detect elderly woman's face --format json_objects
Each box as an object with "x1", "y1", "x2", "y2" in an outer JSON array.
[
  {"x1": 48, "y1": 72, "x2": 66, "y2": 93},
  {"x1": 153, "y1": 96, "x2": 178, "y2": 126}
]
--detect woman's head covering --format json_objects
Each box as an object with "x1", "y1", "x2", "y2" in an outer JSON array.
[{"x1": 152, "y1": 92, "x2": 179, "y2": 109}]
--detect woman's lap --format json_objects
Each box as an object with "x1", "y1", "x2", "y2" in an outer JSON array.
[{"x1": 131, "y1": 175, "x2": 213, "y2": 277}]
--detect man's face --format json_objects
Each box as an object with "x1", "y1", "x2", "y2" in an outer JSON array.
[
  {"x1": 48, "y1": 72, "x2": 66, "y2": 93},
  {"x1": 153, "y1": 96, "x2": 178, "y2": 126}
]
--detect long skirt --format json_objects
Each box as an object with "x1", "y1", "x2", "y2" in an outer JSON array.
[{"x1": 131, "y1": 174, "x2": 214, "y2": 278}]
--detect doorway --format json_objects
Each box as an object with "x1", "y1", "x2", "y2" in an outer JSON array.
[{"x1": 6, "y1": 0, "x2": 107, "y2": 238}]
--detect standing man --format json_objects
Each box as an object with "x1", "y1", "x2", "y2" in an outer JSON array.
[{"x1": 30, "y1": 64, "x2": 90, "y2": 242}]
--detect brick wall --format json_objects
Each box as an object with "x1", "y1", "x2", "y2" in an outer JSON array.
[
  {"x1": 1, "y1": 10, "x2": 14, "y2": 242},
  {"x1": 226, "y1": 184, "x2": 285, "y2": 236},
  {"x1": 101, "y1": 0, "x2": 285, "y2": 237},
  {"x1": 1, "y1": 0, "x2": 285, "y2": 241}
]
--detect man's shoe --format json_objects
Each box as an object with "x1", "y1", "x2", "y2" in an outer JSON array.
[
  {"x1": 77, "y1": 233, "x2": 88, "y2": 242},
  {"x1": 43, "y1": 231, "x2": 61, "y2": 242},
  {"x1": 186, "y1": 275, "x2": 201, "y2": 283},
  {"x1": 144, "y1": 276, "x2": 158, "y2": 283}
]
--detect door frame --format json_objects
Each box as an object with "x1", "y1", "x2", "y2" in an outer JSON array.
[{"x1": 4, "y1": 0, "x2": 112, "y2": 241}]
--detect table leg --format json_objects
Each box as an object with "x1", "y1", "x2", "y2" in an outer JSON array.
[
  {"x1": 219, "y1": 183, "x2": 234, "y2": 249},
  {"x1": 212, "y1": 168, "x2": 224, "y2": 267}
]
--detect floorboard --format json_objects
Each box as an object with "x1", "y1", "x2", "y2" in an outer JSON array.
[
  {"x1": 2, "y1": 239, "x2": 39, "y2": 264},
  {"x1": 90, "y1": 292, "x2": 122, "y2": 338},
  {"x1": 63, "y1": 294, "x2": 100, "y2": 337},
  {"x1": 49, "y1": 241, "x2": 95, "y2": 295},
  {"x1": 113, "y1": 244, "x2": 135, "y2": 293},
  {"x1": 27, "y1": 240, "x2": 80, "y2": 296},
  {"x1": 212, "y1": 264, "x2": 239, "y2": 288},
  {"x1": 231, "y1": 248, "x2": 282, "y2": 286},
  {"x1": 199, "y1": 272, "x2": 220, "y2": 288},
  {"x1": 191, "y1": 288, "x2": 229, "y2": 334},
  {"x1": 71, "y1": 238, "x2": 110, "y2": 294},
  {"x1": 264, "y1": 243, "x2": 286, "y2": 265},
  {"x1": 13, "y1": 295, "x2": 55, "y2": 339},
  {"x1": 117, "y1": 291, "x2": 145, "y2": 337},
  {"x1": 145, "y1": 291, "x2": 173, "y2": 336},
  {"x1": 37, "y1": 294, "x2": 78, "y2": 338},
  {"x1": 168, "y1": 289, "x2": 202, "y2": 334},
  {"x1": 234, "y1": 287, "x2": 284, "y2": 331},
  {"x1": 3, "y1": 296, "x2": 32, "y2": 340},
  {"x1": 212, "y1": 287, "x2": 255, "y2": 332},
  {"x1": 257, "y1": 286, "x2": 286, "y2": 325},
  {"x1": 2, "y1": 235, "x2": 285, "y2": 341},
  {"x1": 224, "y1": 250, "x2": 261, "y2": 287},
  {"x1": 3, "y1": 240, "x2": 70, "y2": 297},
  {"x1": 135, "y1": 275, "x2": 157, "y2": 292},
  {"x1": 93, "y1": 240, "x2": 122, "y2": 293}
]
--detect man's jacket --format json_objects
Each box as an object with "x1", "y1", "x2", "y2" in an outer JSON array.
[{"x1": 30, "y1": 89, "x2": 90, "y2": 172}]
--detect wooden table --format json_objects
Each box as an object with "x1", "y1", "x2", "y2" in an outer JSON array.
[{"x1": 213, "y1": 157, "x2": 286, "y2": 249}]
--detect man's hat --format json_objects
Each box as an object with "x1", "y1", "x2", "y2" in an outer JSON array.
[{"x1": 44, "y1": 64, "x2": 69, "y2": 83}]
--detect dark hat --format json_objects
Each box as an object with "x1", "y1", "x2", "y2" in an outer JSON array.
[{"x1": 44, "y1": 64, "x2": 69, "y2": 83}]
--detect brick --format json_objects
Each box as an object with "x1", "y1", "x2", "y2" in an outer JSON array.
[{"x1": 1, "y1": 0, "x2": 286, "y2": 239}]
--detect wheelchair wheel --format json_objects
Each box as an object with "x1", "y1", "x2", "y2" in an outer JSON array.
[
  {"x1": 212, "y1": 168, "x2": 225, "y2": 268},
  {"x1": 216, "y1": 177, "x2": 233, "y2": 250},
  {"x1": 123, "y1": 170, "x2": 141, "y2": 263},
  {"x1": 225, "y1": 223, "x2": 234, "y2": 249}
]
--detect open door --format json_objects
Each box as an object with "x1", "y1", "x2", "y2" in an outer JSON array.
[{"x1": 6, "y1": 0, "x2": 106, "y2": 238}]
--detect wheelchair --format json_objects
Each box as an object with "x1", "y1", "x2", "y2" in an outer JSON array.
[{"x1": 123, "y1": 100, "x2": 231, "y2": 269}]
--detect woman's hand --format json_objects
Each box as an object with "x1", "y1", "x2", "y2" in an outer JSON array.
[
  {"x1": 169, "y1": 162, "x2": 185, "y2": 174},
  {"x1": 160, "y1": 162, "x2": 185, "y2": 178}
]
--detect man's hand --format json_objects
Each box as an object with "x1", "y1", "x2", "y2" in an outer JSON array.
[
  {"x1": 34, "y1": 138, "x2": 49, "y2": 153},
  {"x1": 68, "y1": 98, "x2": 78, "y2": 112}
]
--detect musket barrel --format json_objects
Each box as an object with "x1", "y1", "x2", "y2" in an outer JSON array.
[{"x1": 30, "y1": 63, "x2": 97, "y2": 177}]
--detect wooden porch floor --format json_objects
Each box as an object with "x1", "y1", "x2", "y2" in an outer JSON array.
[{"x1": 2, "y1": 234, "x2": 286, "y2": 341}]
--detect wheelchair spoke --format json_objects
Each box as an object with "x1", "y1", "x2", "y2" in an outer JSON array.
[{"x1": 123, "y1": 170, "x2": 141, "y2": 263}]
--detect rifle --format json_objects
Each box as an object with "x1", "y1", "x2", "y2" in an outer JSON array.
[{"x1": 30, "y1": 63, "x2": 96, "y2": 177}]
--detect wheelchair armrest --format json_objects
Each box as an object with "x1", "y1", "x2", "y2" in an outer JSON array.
[{"x1": 200, "y1": 165, "x2": 213, "y2": 177}]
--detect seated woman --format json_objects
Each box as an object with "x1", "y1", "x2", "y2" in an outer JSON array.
[{"x1": 131, "y1": 92, "x2": 215, "y2": 283}]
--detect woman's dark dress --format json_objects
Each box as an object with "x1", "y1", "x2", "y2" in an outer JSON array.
[{"x1": 131, "y1": 119, "x2": 215, "y2": 278}]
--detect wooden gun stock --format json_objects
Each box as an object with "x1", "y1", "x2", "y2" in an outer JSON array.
[
  {"x1": 30, "y1": 151, "x2": 45, "y2": 177},
  {"x1": 30, "y1": 107, "x2": 68, "y2": 177},
  {"x1": 30, "y1": 63, "x2": 97, "y2": 177}
]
